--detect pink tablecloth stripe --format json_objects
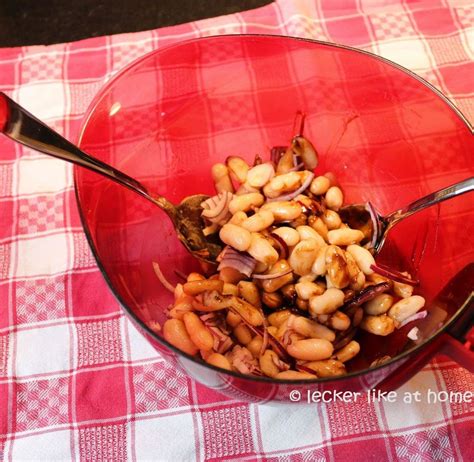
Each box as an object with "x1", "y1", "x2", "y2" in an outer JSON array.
[{"x1": 0, "y1": 1, "x2": 473, "y2": 460}]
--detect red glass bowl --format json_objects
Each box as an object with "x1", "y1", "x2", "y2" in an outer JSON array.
[{"x1": 75, "y1": 35, "x2": 473, "y2": 402}]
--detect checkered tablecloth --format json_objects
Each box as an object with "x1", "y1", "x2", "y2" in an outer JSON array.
[{"x1": 0, "y1": 0, "x2": 473, "y2": 460}]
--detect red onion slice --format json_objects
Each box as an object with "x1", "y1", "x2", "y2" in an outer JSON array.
[
  {"x1": 252, "y1": 268, "x2": 292, "y2": 280},
  {"x1": 271, "y1": 146, "x2": 288, "y2": 165},
  {"x1": 292, "y1": 111, "x2": 306, "y2": 137},
  {"x1": 152, "y1": 261, "x2": 175, "y2": 293},
  {"x1": 399, "y1": 310, "x2": 427, "y2": 328},
  {"x1": 270, "y1": 232, "x2": 289, "y2": 259},
  {"x1": 201, "y1": 191, "x2": 232, "y2": 222},
  {"x1": 217, "y1": 246, "x2": 256, "y2": 277},
  {"x1": 229, "y1": 308, "x2": 293, "y2": 364},
  {"x1": 341, "y1": 282, "x2": 390, "y2": 311},
  {"x1": 253, "y1": 154, "x2": 263, "y2": 166},
  {"x1": 267, "y1": 171, "x2": 315, "y2": 202},
  {"x1": 296, "y1": 364, "x2": 318, "y2": 375},
  {"x1": 266, "y1": 331, "x2": 293, "y2": 364},
  {"x1": 371, "y1": 264, "x2": 419, "y2": 286},
  {"x1": 288, "y1": 162, "x2": 304, "y2": 172}
]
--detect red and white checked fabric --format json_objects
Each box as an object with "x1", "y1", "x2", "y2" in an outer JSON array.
[{"x1": 0, "y1": 1, "x2": 473, "y2": 460}]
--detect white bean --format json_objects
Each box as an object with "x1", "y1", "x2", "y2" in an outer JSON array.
[
  {"x1": 219, "y1": 224, "x2": 251, "y2": 251},
  {"x1": 183, "y1": 279, "x2": 224, "y2": 295},
  {"x1": 235, "y1": 182, "x2": 259, "y2": 195},
  {"x1": 234, "y1": 323, "x2": 253, "y2": 345},
  {"x1": 259, "y1": 350, "x2": 283, "y2": 377},
  {"x1": 323, "y1": 209, "x2": 342, "y2": 230},
  {"x1": 327, "y1": 228, "x2": 365, "y2": 246},
  {"x1": 229, "y1": 193, "x2": 264, "y2": 214},
  {"x1": 276, "y1": 149, "x2": 294, "y2": 174},
  {"x1": 237, "y1": 281, "x2": 261, "y2": 308},
  {"x1": 229, "y1": 211, "x2": 247, "y2": 226},
  {"x1": 206, "y1": 353, "x2": 232, "y2": 370},
  {"x1": 223, "y1": 283, "x2": 239, "y2": 296},
  {"x1": 309, "y1": 288, "x2": 345, "y2": 316},
  {"x1": 247, "y1": 233, "x2": 279, "y2": 265},
  {"x1": 312, "y1": 245, "x2": 328, "y2": 276},
  {"x1": 388, "y1": 295, "x2": 425, "y2": 324},
  {"x1": 305, "y1": 359, "x2": 346, "y2": 377},
  {"x1": 292, "y1": 316, "x2": 335, "y2": 341},
  {"x1": 289, "y1": 238, "x2": 322, "y2": 276},
  {"x1": 308, "y1": 216, "x2": 329, "y2": 241},
  {"x1": 345, "y1": 251, "x2": 365, "y2": 291},
  {"x1": 328, "y1": 311, "x2": 351, "y2": 330},
  {"x1": 271, "y1": 226, "x2": 300, "y2": 246},
  {"x1": 241, "y1": 210, "x2": 274, "y2": 232},
  {"x1": 254, "y1": 261, "x2": 269, "y2": 274},
  {"x1": 183, "y1": 312, "x2": 214, "y2": 351},
  {"x1": 174, "y1": 282, "x2": 184, "y2": 299},
  {"x1": 163, "y1": 319, "x2": 198, "y2": 355},
  {"x1": 325, "y1": 245, "x2": 350, "y2": 289},
  {"x1": 261, "y1": 291, "x2": 283, "y2": 309},
  {"x1": 247, "y1": 336, "x2": 263, "y2": 357},
  {"x1": 393, "y1": 280, "x2": 415, "y2": 299},
  {"x1": 268, "y1": 309, "x2": 291, "y2": 327},
  {"x1": 211, "y1": 163, "x2": 234, "y2": 193},
  {"x1": 335, "y1": 340, "x2": 360, "y2": 363},
  {"x1": 226, "y1": 156, "x2": 249, "y2": 184},
  {"x1": 364, "y1": 294, "x2": 394, "y2": 315},
  {"x1": 298, "y1": 273, "x2": 317, "y2": 283},
  {"x1": 310, "y1": 175, "x2": 331, "y2": 195},
  {"x1": 287, "y1": 338, "x2": 334, "y2": 361},
  {"x1": 247, "y1": 163, "x2": 275, "y2": 188},
  {"x1": 261, "y1": 201, "x2": 302, "y2": 221},
  {"x1": 295, "y1": 281, "x2": 325, "y2": 300},
  {"x1": 226, "y1": 310, "x2": 242, "y2": 327},
  {"x1": 347, "y1": 245, "x2": 375, "y2": 275},
  {"x1": 360, "y1": 314, "x2": 395, "y2": 336},
  {"x1": 219, "y1": 267, "x2": 246, "y2": 284},
  {"x1": 261, "y1": 260, "x2": 294, "y2": 293},
  {"x1": 275, "y1": 371, "x2": 316, "y2": 379},
  {"x1": 292, "y1": 136, "x2": 318, "y2": 169},
  {"x1": 325, "y1": 186, "x2": 343, "y2": 210},
  {"x1": 263, "y1": 171, "x2": 301, "y2": 198},
  {"x1": 296, "y1": 226, "x2": 326, "y2": 245}
]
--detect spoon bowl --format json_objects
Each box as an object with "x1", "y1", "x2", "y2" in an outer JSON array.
[{"x1": 340, "y1": 177, "x2": 474, "y2": 255}]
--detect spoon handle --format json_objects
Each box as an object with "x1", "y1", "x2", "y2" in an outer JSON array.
[
  {"x1": 0, "y1": 92, "x2": 152, "y2": 201},
  {"x1": 387, "y1": 177, "x2": 474, "y2": 225}
]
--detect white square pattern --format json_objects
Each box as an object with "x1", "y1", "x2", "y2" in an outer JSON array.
[
  {"x1": 11, "y1": 429, "x2": 72, "y2": 461},
  {"x1": 377, "y1": 39, "x2": 432, "y2": 71},
  {"x1": 256, "y1": 403, "x2": 324, "y2": 452},
  {"x1": 17, "y1": 157, "x2": 68, "y2": 195},
  {"x1": 15, "y1": 323, "x2": 70, "y2": 376},
  {"x1": 382, "y1": 369, "x2": 449, "y2": 428},
  {"x1": 13, "y1": 233, "x2": 70, "y2": 278},
  {"x1": 124, "y1": 318, "x2": 161, "y2": 363},
  {"x1": 134, "y1": 413, "x2": 196, "y2": 461},
  {"x1": 17, "y1": 82, "x2": 66, "y2": 121}
]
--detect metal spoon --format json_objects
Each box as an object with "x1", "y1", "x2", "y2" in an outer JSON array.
[
  {"x1": 339, "y1": 177, "x2": 474, "y2": 255},
  {"x1": 0, "y1": 92, "x2": 222, "y2": 262}
]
